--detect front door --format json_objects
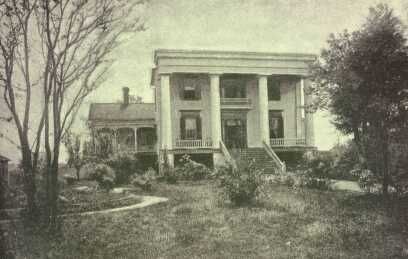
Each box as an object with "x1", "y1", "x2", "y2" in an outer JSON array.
[{"x1": 222, "y1": 119, "x2": 247, "y2": 149}]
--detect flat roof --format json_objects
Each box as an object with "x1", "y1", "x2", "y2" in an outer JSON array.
[{"x1": 154, "y1": 49, "x2": 317, "y2": 64}]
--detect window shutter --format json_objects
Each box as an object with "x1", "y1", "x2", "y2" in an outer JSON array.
[
  {"x1": 278, "y1": 116, "x2": 284, "y2": 138},
  {"x1": 180, "y1": 116, "x2": 186, "y2": 140},
  {"x1": 196, "y1": 116, "x2": 202, "y2": 139},
  {"x1": 195, "y1": 83, "x2": 201, "y2": 100},
  {"x1": 179, "y1": 80, "x2": 184, "y2": 99}
]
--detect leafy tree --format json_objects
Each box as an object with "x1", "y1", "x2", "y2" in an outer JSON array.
[{"x1": 310, "y1": 4, "x2": 408, "y2": 197}]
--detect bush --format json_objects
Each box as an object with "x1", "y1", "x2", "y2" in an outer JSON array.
[
  {"x1": 217, "y1": 159, "x2": 264, "y2": 206},
  {"x1": 299, "y1": 175, "x2": 331, "y2": 190},
  {"x1": 304, "y1": 152, "x2": 334, "y2": 179},
  {"x1": 174, "y1": 155, "x2": 211, "y2": 181},
  {"x1": 105, "y1": 152, "x2": 141, "y2": 184},
  {"x1": 159, "y1": 151, "x2": 178, "y2": 184},
  {"x1": 356, "y1": 169, "x2": 376, "y2": 193},
  {"x1": 89, "y1": 164, "x2": 116, "y2": 191},
  {"x1": 130, "y1": 168, "x2": 157, "y2": 191},
  {"x1": 331, "y1": 141, "x2": 363, "y2": 181}
]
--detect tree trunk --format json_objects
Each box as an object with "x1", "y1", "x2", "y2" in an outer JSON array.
[
  {"x1": 381, "y1": 126, "x2": 390, "y2": 199},
  {"x1": 47, "y1": 148, "x2": 60, "y2": 228},
  {"x1": 75, "y1": 167, "x2": 80, "y2": 181},
  {"x1": 21, "y1": 145, "x2": 37, "y2": 217}
]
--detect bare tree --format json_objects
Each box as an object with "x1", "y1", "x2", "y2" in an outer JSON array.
[
  {"x1": 0, "y1": 0, "x2": 145, "y2": 223},
  {"x1": 0, "y1": 0, "x2": 41, "y2": 216}
]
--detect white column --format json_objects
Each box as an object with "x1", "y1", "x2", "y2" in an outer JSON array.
[
  {"x1": 303, "y1": 78, "x2": 315, "y2": 146},
  {"x1": 134, "y1": 127, "x2": 138, "y2": 152},
  {"x1": 295, "y1": 80, "x2": 303, "y2": 139},
  {"x1": 113, "y1": 129, "x2": 118, "y2": 151},
  {"x1": 210, "y1": 74, "x2": 222, "y2": 148},
  {"x1": 258, "y1": 75, "x2": 270, "y2": 145},
  {"x1": 160, "y1": 74, "x2": 172, "y2": 149}
]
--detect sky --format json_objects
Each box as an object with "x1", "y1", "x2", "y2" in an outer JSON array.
[{"x1": 1, "y1": 0, "x2": 407, "y2": 162}]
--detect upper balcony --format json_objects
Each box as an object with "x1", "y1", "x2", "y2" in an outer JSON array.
[
  {"x1": 220, "y1": 74, "x2": 252, "y2": 109},
  {"x1": 220, "y1": 97, "x2": 251, "y2": 108}
]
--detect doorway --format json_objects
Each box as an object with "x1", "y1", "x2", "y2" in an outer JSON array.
[{"x1": 222, "y1": 118, "x2": 247, "y2": 149}]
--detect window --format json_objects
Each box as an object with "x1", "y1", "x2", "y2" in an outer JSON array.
[
  {"x1": 269, "y1": 111, "x2": 284, "y2": 138},
  {"x1": 180, "y1": 112, "x2": 202, "y2": 140},
  {"x1": 220, "y1": 75, "x2": 247, "y2": 98},
  {"x1": 268, "y1": 77, "x2": 281, "y2": 101},
  {"x1": 182, "y1": 77, "x2": 200, "y2": 100}
]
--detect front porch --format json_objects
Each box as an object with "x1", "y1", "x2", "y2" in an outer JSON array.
[{"x1": 94, "y1": 126, "x2": 157, "y2": 154}]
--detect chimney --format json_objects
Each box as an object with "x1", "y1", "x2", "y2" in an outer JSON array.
[{"x1": 122, "y1": 87, "x2": 129, "y2": 106}]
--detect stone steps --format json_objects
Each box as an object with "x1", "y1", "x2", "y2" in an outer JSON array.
[{"x1": 232, "y1": 148, "x2": 278, "y2": 173}]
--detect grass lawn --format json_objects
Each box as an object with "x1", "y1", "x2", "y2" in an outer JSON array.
[{"x1": 13, "y1": 181, "x2": 406, "y2": 258}]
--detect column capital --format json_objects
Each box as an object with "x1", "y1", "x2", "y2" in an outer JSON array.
[
  {"x1": 257, "y1": 74, "x2": 269, "y2": 79},
  {"x1": 209, "y1": 73, "x2": 222, "y2": 78}
]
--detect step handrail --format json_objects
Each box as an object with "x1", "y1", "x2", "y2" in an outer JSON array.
[
  {"x1": 220, "y1": 141, "x2": 237, "y2": 169},
  {"x1": 263, "y1": 141, "x2": 286, "y2": 173}
]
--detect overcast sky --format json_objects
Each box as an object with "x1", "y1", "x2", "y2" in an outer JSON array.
[{"x1": 1, "y1": 0, "x2": 407, "y2": 162}]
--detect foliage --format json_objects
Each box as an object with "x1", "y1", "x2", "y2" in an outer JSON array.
[
  {"x1": 331, "y1": 140, "x2": 362, "y2": 181},
  {"x1": 273, "y1": 171, "x2": 331, "y2": 191},
  {"x1": 389, "y1": 140, "x2": 408, "y2": 196},
  {"x1": 0, "y1": 0, "x2": 146, "y2": 223},
  {"x1": 89, "y1": 164, "x2": 116, "y2": 191},
  {"x1": 130, "y1": 168, "x2": 157, "y2": 191},
  {"x1": 356, "y1": 169, "x2": 377, "y2": 193},
  {"x1": 63, "y1": 132, "x2": 87, "y2": 180},
  {"x1": 217, "y1": 159, "x2": 264, "y2": 206},
  {"x1": 5, "y1": 181, "x2": 407, "y2": 258},
  {"x1": 298, "y1": 175, "x2": 331, "y2": 190},
  {"x1": 105, "y1": 152, "x2": 141, "y2": 185},
  {"x1": 159, "y1": 150, "x2": 178, "y2": 184},
  {"x1": 93, "y1": 134, "x2": 114, "y2": 160},
  {"x1": 303, "y1": 152, "x2": 334, "y2": 179},
  {"x1": 174, "y1": 155, "x2": 211, "y2": 181},
  {"x1": 310, "y1": 4, "x2": 408, "y2": 196}
]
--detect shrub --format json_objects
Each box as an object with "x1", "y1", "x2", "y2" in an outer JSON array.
[
  {"x1": 89, "y1": 164, "x2": 116, "y2": 191},
  {"x1": 130, "y1": 168, "x2": 157, "y2": 191},
  {"x1": 159, "y1": 150, "x2": 177, "y2": 184},
  {"x1": 218, "y1": 159, "x2": 264, "y2": 206},
  {"x1": 131, "y1": 175, "x2": 152, "y2": 191},
  {"x1": 304, "y1": 152, "x2": 334, "y2": 179},
  {"x1": 356, "y1": 169, "x2": 376, "y2": 193},
  {"x1": 331, "y1": 141, "x2": 363, "y2": 181},
  {"x1": 174, "y1": 155, "x2": 211, "y2": 181},
  {"x1": 105, "y1": 152, "x2": 141, "y2": 184},
  {"x1": 299, "y1": 175, "x2": 331, "y2": 190}
]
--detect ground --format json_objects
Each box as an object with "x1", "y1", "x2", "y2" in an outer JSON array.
[{"x1": 11, "y1": 180, "x2": 406, "y2": 259}]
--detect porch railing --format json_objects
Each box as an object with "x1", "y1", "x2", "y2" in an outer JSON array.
[
  {"x1": 263, "y1": 141, "x2": 286, "y2": 173},
  {"x1": 175, "y1": 138, "x2": 212, "y2": 149},
  {"x1": 270, "y1": 138, "x2": 307, "y2": 147},
  {"x1": 220, "y1": 140, "x2": 237, "y2": 169},
  {"x1": 221, "y1": 98, "x2": 251, "y2": 105}
]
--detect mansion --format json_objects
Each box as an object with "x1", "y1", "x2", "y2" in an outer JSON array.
[{"x1": 88, "y1": 49, "x2": 317, "y2": 172}]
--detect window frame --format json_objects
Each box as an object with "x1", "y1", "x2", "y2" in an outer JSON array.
[
  {"x1": 181, "y1": 76, "x2": 201, "y2": 101},
  {"x1": 269, "y1": 110, "x2": 284, "y2": 139},
  {"x1": 180, "y1": 112, "x2": 202, "y2": 140},
  {"x1": 267, "y1": 77, "x2": 281, "y2": 101}
]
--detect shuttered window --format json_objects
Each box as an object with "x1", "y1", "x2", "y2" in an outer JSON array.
[
  {"x1": 268, "y1": 77, "x2": 281, "y2": 101},
  {"x1": 269, "y1": 111, "x2": 284, "y2": 138},
  {"x1": 181, "y1": 77, "x2": 201, "y2": 100},
  {"x1": 180, "y1": 113, "x2": 202, "y2": 140}
]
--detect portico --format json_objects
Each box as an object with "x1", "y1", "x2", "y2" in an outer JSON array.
[{"x1": 152, "y1": 49, "x2": 316, "y2": 168}]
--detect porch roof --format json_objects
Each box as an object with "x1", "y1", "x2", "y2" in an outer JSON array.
[
  {"x1": 88, "y1": 103, "x2": 155, "y2": 122},
  {"x1": 0, "y1": 154, "x2": 10, "y2": 162}
]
